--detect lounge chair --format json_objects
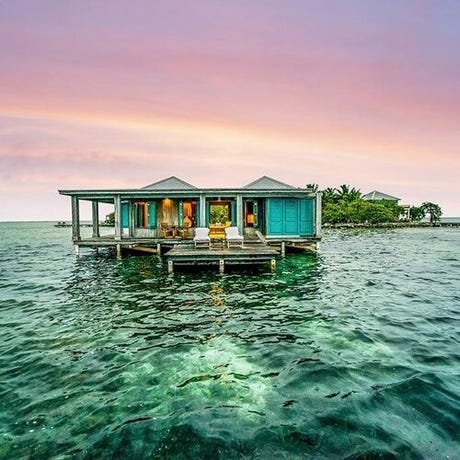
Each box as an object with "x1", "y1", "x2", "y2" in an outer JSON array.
[
  {"x1": 193, "y1": 227, "x2": 211, "y2": 248},
  {"x1": 225, "y1": 226, "x2": 244, "y2": 248}
]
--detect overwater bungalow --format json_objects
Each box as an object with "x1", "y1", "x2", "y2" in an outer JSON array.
[{"x1": 59, "y1": 176, "x2": 321, "y2": 271}]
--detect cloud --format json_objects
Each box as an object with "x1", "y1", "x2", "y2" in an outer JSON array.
[{"x1": 0, "y1": 1, "x2": 459, "y2": 217}]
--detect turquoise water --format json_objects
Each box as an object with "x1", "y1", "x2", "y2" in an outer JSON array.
[{"x1": 0, "y1": 223, "x2": 459, "y2": 459}]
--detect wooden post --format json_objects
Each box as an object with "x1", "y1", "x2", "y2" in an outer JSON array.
[
  {"x1": 74, "y1": 244, "x2": 80, "y2": 256},
  {"x1": 219, "y1": 259, "x2": 225, "y2": 274},
  {"x1": 116, "y1": 244, "x2": 122, "y2": 259},
  {"x1": 92, "y1": 201, "x2": 100, "y2": 238},
  {"x1": 157, "y1": 243, "x2": 161, "y2": 254},
  {"x1": 281, "y1": 241, "x2": 286, "y2": 257},
  {"x1": 199, "y1": 193, "x2": 206, "y2": 227},
  {"x1": 270, "y1": 259, "x2": 276, "y2": 271},
  {"x1": 236, "y1": 194, "x2": 243, "y2": 235},
  {"x1": 168, "y1": 260, "x2": 174, "y2": 273},
  {"x1": 315, "y1": 191, "x2": 322, "y2": 238},
  {"x1": 71, "y1": 195, "x2": 80, "y2": 241},
  {"x1": 128, "y1": 201, "x2": 135, "y2": 237},
  {"x1": 114, "y1": 195, "x2": 122, "y2": 240}
]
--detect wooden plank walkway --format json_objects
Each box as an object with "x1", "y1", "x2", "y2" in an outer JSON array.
[{"x1": 165, "y1": 244, "x2": 279, "y2": 273}]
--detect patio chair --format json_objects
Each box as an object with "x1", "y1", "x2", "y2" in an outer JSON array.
[
  {"x1": 193, "y1": 227, "x2": 211, "y2": 248},
  {"x1": 225, "y1": 226, "x2": 244, "y2": 248},
  {"x1": 160, "y1": 222, "x2": 174, "y2": 238}
]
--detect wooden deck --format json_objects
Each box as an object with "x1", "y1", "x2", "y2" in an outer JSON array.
[
  {"x1": 71, "y1": 234, "x2": 317, "y2": 271},
  {"x1": 165, "y1": 244, "x2": 279, "y2": 273}
]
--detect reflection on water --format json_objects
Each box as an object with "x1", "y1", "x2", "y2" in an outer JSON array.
[{"x1": 0, "y1": 223, "x2": 459, "y2": 458}]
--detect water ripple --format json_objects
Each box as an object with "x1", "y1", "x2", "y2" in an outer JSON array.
[{"x1": 0, "y1": 223, "x2": 459, "y2": 458}]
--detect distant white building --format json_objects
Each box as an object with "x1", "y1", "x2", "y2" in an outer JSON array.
[{"x1": 362, "y1": 190, "x2": 400, "y2": 202}]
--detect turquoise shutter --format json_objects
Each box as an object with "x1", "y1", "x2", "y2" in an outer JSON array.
[
  {"x1": 178, "y1": 201, "x2": 183, "y2": 225},
  {"x1": 148, "y1": 202, "x2": 157, "y2": 229},
  {"x1": 195, "y1": 201, "x2": 201, "y2": 227},
  {"x1": 267, "y1": 199, "x2": 283, "y2": 235},
  {"x1": 253, "y1": 201, "x2": 258, "y2": 227},
  {"x1": 284, "y1": 199, "x2": 298, "y2": 234},
  {"x1": 121, "y1": 203, "x2": 129, "y2": 228},
  {"x1": 299, "y1": 198, "x2": 314, "y2": 236},
  {"x1": 231, "y1": 200, "x2": 237, "y2": 226},
  {"x1": 205, "y1": 202, "x2": 210, "y2": 226}
]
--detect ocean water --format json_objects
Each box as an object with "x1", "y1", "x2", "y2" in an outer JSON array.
[{"x1": 0, "y1": 222, "x2": 459, "y2": 459}]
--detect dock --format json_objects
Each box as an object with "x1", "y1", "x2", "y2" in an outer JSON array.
[{"x1": 165, "y1": 244, "x2": 279, "y2": 273}]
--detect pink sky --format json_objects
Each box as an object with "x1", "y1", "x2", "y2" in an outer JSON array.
[{"x1": 1, "y1": 0, "x2": 459, "y2": 220}]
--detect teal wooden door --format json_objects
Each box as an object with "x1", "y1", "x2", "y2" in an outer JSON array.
[
  {"x1": 268, "y1": 199, "x2": 284, "y2": 235},
  {"x1": 267, "y1": 199, "x2": 300, "y2": 236},
  {"x1": 299, "y1": 198, "x2": 314, "y2": 236},
  {"x1": 284, "y1": 199, "x2": 298, "y2": 234},
  {"x1": 121, "y1": 203, "x2": 129, "y2": 228}
]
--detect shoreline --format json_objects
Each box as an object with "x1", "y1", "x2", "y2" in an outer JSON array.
[{"x1": 323, "y1": 221, "x2": 460, "y2": 229}]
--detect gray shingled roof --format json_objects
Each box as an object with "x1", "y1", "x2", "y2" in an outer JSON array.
[
  {"x1": 142, "y1": 176, "x2": 197, "y2": 190},
  {"x1": 243, "y1": 176, "x2": 296, "y2": 190},
  {"x1": 363, "y1": 190, "x2": 400, "y2": 201}
]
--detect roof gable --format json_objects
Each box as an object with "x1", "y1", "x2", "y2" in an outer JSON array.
[
  {"x1": 243, "y1": 176, "x2": 296, "y2": 190},
  {"x1": 142, "y1": 176, "x2": 197, "y2": 190},
  {"x1": 363, "y1": 190, "x2": 400, "y2": 201}
]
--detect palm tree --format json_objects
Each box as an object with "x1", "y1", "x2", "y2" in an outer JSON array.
[
  {"x1": 337, "y1": 184, "x2": 350, "y2": 201},
  {"x1": 421, "y1": 202, "x2": 442, "y2": 223},
  {"x1": 337, "y1": 184, "x2": 362, "y2": 203},
  {"x1": 306, "y1": 183, "x2": 319, "y2": 192},
  {"x1": 322, "y1": 187, "x2": 339, "y2": 205}
]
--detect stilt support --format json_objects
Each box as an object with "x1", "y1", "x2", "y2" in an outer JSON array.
[
  {"x1": 281, "y1": 241, "x2": 286, "y2": 257},
  {"x1": 74, "y1": 244, "x2": 80, "y2": 256},
  {"x1": 157, "y1": 243, "x2": 161, "y2": 254},
  {"x1": 168, "y1": 260, "x2": 174, "y2": 273},
  {"x1": 219, "y1": 259, "x2": 225, "y2": 274},
  {"x1": 116, "y1": 244, "x2": 122, "y2": 259},
  {"x1": 270, "y1": 259, "x2": 276, "y2": 271}
]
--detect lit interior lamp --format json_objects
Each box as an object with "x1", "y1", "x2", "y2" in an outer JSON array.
[{"x1": 247, "y1": 214, "x2": 255, "y2": 225}]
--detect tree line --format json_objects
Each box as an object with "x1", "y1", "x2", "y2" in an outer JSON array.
[{"x1": 307, "y1": 184, "x2": 442, "y2": 225}]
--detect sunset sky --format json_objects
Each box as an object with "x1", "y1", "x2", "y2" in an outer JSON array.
[{"x1": 1, "y1": 0, "x2": 459, "y2": 220}]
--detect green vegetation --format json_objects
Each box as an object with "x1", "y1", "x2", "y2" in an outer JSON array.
[
  {"x1": 105, "y1": 212, "x2": 115, "y2": 225},
  {"x1": 420, "y1": 202, "x2": 443, "y2": 223},
  {"x1": 209, "y1": 205, "x2": 229, "y2": 224},
  {"x1": 317, "y1": 184, "x2": 442, "y2": 225}
]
